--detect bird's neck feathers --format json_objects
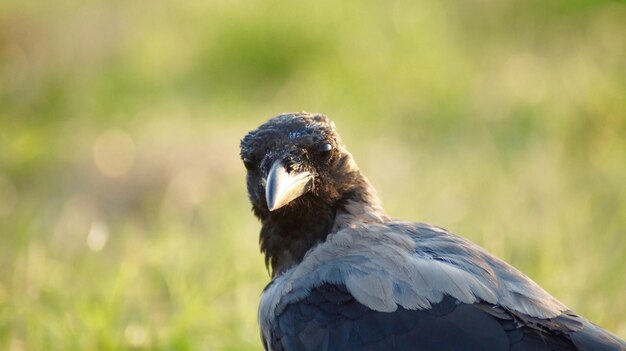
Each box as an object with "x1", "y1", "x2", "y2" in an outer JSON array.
[{"x1": 260, "y1": 170, "x2": 388, "y2": 277}]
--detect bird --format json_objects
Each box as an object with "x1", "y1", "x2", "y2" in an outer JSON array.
[{"x1": 240, "y1": 112, "x2": 626, "y2": 351}]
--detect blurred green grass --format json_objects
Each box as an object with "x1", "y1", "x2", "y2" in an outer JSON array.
[{"x1": 1, "y1": 0, "x2": 625, "y2": 349}]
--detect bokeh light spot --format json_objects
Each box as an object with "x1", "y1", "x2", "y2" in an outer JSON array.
[
  {"x1": 87, "y1": 221, "x2": 109, "y2": 252},
  {"x1": 93, "y1": 130, "x2": 136, "y2": 177},
  {"x1": 124, "y1": 323, "x2": 148, "y2": 347},
  {"x1": 166, "y1": 167, "x2": 209, "y2": 207}
]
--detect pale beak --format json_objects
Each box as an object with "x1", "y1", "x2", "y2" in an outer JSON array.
[{"x1": 265, "y1": 160, "x2": 313, "y2": 211}]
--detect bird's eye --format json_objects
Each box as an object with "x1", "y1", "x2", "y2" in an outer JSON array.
[
  {"x1": 243, "y1": 158, "x2": 255, "y2": 170},
  {"x1": 318, "y1": 143, "x2": 333, "y2": 155}
]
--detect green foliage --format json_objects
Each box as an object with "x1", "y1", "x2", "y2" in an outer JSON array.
[{"x1": 0, "y1": 0, "x2": 624, "y2": 349}]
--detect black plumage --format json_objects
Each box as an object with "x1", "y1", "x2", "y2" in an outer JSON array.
[
  {"x1": 240, "y1": 112, "x2": 626, "y2": 351},
  {"x1": 272, "y1": 284, "x2": 579, "y2": 351}
]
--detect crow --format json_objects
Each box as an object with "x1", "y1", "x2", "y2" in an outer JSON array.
[{"x1": 240, "y1": 112, "x2": 626, "y2": 351}]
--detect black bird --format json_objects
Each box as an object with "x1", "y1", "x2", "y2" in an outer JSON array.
[{"x1": 240, "y1": 112, "x2": 626, "y2": 351}]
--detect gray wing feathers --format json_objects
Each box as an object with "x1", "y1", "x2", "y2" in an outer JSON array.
[{"x1": 260, "y1": 221, "x2": 566, "y2": 335}]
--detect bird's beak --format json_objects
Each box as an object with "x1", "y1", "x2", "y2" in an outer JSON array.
[{"x1": 265, "y1": 160, "x2": 313, "y2": 211}]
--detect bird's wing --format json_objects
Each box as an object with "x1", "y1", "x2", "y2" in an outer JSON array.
[
  {"x1": 261, "y1": 221, "x2": 566, "y2": 323},
  {"x1": 264, "y1": 283, "x2": 580, "y2": 351},
  {"x1": 259, "y1": 222, "x2": 626, "y2": 351}
]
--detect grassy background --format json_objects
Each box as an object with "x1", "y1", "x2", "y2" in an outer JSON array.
[{"x1": 1, "y1": 0, "x2": 625, "y2": 349}]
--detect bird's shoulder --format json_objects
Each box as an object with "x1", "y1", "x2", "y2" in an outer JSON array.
[{"x1": 260, "y1": 221, "x2": 565, "y2": 325}]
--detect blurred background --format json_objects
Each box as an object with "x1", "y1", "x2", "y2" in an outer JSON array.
[{"x1": 1, "y1": 0, "x2": 625, "y2": 349}]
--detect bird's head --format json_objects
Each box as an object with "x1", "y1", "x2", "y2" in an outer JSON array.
[
  {"x1": 240, "y1": 112, "x2": 360, "y2": 221},
  {"x1": 241, "y1": 112, "x2": 386, "y2": 273}
]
